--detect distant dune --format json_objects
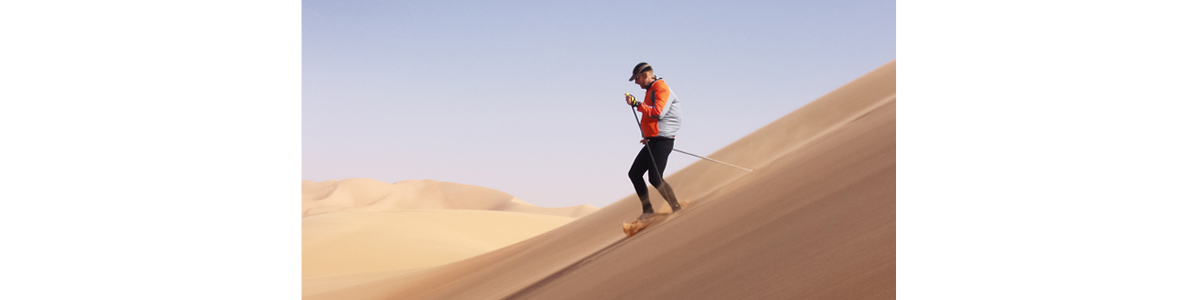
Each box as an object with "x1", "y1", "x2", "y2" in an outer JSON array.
[
  {"x1": 303, "y1": 179, "x2": 598, "y2": 218},
  {"x1": 302, "y1": 179, "x2": 599, "y2": 295},
  {"x1": 304, "y1": 60, "x2": 896, "y2": 299}
]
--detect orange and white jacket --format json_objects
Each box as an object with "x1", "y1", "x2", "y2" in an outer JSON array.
[{"x1": 637, "y1": 79, "x2": 682, "y2": 139}]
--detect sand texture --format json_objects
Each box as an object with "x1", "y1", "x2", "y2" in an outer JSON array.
[{"x1": 305, "y1": 60, "x2": 896, "y2": 299}]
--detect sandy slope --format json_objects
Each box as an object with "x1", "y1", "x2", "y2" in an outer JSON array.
[{"x1": 306, "y1": 60, "x2": 896, "y2": 300}]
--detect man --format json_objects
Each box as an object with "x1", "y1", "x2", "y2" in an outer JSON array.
[{"x1": 624, "y1": 62, "x2": 683, "y2": 220}]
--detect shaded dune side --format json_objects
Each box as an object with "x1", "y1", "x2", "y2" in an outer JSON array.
[
  {"x1": 306, "y1": 60, "x2": 896, "y2": 300},
  {"x1": 302, "y1": 179, "x2": 598, "y2": 218}
]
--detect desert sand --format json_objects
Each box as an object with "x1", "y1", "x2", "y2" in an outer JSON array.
[
  {"x1": 302, "y1": 179, "x2": 599, "y2": 295},
  {"x1": 304, "y1": 60, "x2": 896, "y2": 299}
]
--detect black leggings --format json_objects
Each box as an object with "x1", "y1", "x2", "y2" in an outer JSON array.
[{"x1": 628, "y1": 138, "x2": 673, "y2": 212}]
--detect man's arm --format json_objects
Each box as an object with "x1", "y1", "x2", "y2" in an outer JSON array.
[{"x1": 637, "y1": 83, "x2": 670, "y2": 119}]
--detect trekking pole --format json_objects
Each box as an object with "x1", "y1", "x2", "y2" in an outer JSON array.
[{"x1": 671, "y1": 149, "x2": 753, "y2": 172}]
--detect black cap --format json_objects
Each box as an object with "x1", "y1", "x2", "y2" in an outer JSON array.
[{"x1": 629, "y1": 62, "x2": 652, "y2": 81}]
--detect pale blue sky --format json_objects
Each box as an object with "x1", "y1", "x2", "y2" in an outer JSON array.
[{"x1": 303, "y1": 0, "x2": 895, "y2": 208}]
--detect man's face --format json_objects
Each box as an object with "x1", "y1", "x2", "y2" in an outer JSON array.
[{"x1": 634, "y1": 71, "x2": 653, "y2": 89}]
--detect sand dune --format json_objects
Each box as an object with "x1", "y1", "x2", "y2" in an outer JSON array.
[
  {"x1": 302, "y1": 179, "x2": 600, "y2": 296},
  {"x1": 302, "y1": 179, "x2": 598, "y2": 218},
  {"x1": 303, "y1": 209, "x2": 578, "y2": 277},
  {"x1": 305, "y1": 60, "x2": 896, "y2": 299}
]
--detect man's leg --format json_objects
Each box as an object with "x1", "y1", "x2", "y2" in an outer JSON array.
[
  {"x1": 628, "y1": 146, "x2": 654, "y2": 214},
  {"x1": 647, "y1": 139, "x2": 682, "y2": 212}
]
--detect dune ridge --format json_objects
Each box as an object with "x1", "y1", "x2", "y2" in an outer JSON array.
[
  {"x1": 306, "y1": 60, "x2": 896, "y2": 299},
  {"x1": 302, "y1": 178, "x2": 598, "y2": 218}
]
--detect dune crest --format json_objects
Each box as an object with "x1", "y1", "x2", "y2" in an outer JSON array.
[{"x1": 302, "y1": 178, "x2": 598, "y2": 218}]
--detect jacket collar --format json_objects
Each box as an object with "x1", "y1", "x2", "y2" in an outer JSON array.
[{"x1": 645, "y1": 78, "x2": 660, "y2": 89}]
